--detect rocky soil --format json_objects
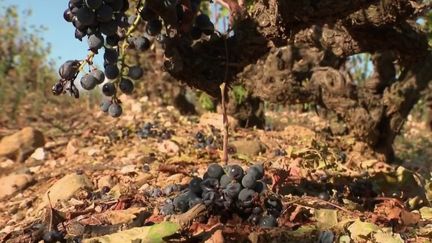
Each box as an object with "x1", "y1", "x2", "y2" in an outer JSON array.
[{"x1": 0, "y1": 95, "x2": 432, "y2": 242}]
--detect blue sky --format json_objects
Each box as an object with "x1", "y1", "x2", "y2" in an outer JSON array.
[{"x1": 1, "y1": 0, "x2": 102, "y2": 66}]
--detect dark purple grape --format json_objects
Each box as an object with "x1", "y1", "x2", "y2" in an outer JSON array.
[
  {"x1": 91, "y1": 69, "x2": 105, "y2": 84},
  {"x1": 227, "y1": 164, "x2": 244, "y2": 181},
  {"x1": 195, "y1": 14, "x2": 213, "y2": 34},
  {"x1": 147, "y1": 187, "x2": 163, "y2": 197},
  {"x1": 70, "y1": 0, "x2": 83, "y2": 7},
  {"x1": 220, "y1": 174, "x2": 231, "y2": 189},
  {"x1": 163, "y1": 184, "x2": 181, "y2": 195},
  {"x1": 108, "y1": 0, "x2": 124, "y2": 11},
  {"x1": 140, "y1": 6, "x2": 157, "y2": 21},
  {"x1": 70, "y1": 6, "x2": 80, "y2": 14},
  {"x1": 73, "y1": 17, "x2": 87, "y2": 30},
  {"x1": 173, "y1": 193, "x2": 189, "y2": 213},
  {"x1": 108, "y1": 103, "x2": 122, "y2": 117},
  {"x1": 207, "y1": 163, "x2": 224, "y2": 179},
  {"x1": 85, "y1": 0, "x2": 102, "y2": 10},
  {"x1": 52, "y1": 82, "x2": 64, "y2": 95},
  {"x1": 104, "y1": 64, "x2": 119, "y2": 79},
  {"x1": 241, "y1": 173, "x2": 257, "y2": 189},
  {"x1": 200, "y1": 178, "x2": 219, "y2": 193},
  {"x1": 190, "y1": 26, "x2": 202, "y2": 40},
  {"x1": 102, "y1": 82, "x2": 116, "y2": 96},
  {"x1": 223, "y1": 181, "x2": 242, "y2": 199},
  {"x1": 252, "y1": 206, "x2": 262, "y2": 215},
  {"x1": 74, "y1": 28, "x2": 86, "y2": 41},
  {"x1": 258, "y1": 215, "x2": 277, "y2": 228},
  {"x1": 59, "y1": 60, "x2": 80, "y2": 80},
  {"x1": 86, "y1": 26, "x2": 98, "y2": 35},
  {"x1": 254, "y1": 181, "x2": 267, "y2": 194},
  {"x1": 88, "y1": 33, "x2": 104, "y2": 52},
  {"x1": 247, "y1": 164, "x2": 264, "y2": 180},
  {"x1": 103, "y1": 48, "x2": 118, "y2": 64},
  {"x1": 249, "y1": 214, "x2": 261, "y2": 225},
  {"x1": 195, "y1": 131, "x2": 205, "y2": 143},
  {"x1": 161, "y1": 202, "x2": 175, "y2": 215},
  {"x1": 76, "y1": 6, "x2": 95, "y2": 26},
  {"x1": 43, "y1": 230, "x2": 64, "y2": 243},
  {"x1": 120, "y1": 0, "x2": 129, "y2": 12},
  {"x1": 96, "y1": 4, "x2": 113, "y2": 22},
  {"x1": 264, "y1": 197, "x2": 283, "y2": 217},
  {"x1": 238, "y1": 188, "x2": 255, "y2": 206},
  {"x1": 188, "y1": 193, "x2": 203, "y2": 208},
  {"x1": 80, "y1": 73, "x2": 97, "y2": 90},
  {"x1": 101, "y1": 185, "x2": 110, "y2": 194},
  {"x1": 100, "y1": 20, "x2": 118, "y2": 36},
  {"x1": 189, "y1": 177, "x2": 203, "y2": 194},
  {"x1": 127, "y1": 66, "x2": 143, "y2": 79},
  {"x1": 106, "y1": 34, "x2": 120, "y2": 46},
  {"x1": 318, "y1": 192, "x2": 330, "y2": 201},
  {"x1": 146, "y1": 19, "x2": 162, "y2": 36},
  {"x1": 64, "y1": 9, "x2": 74, "y2": 22},
  {"x1": 100, "y1": 99, "x2": 111, "y2": 112},
  {"x1": 274, "y1": 148, "x2": 287, "y2": 156},
  {"x1": 119, "y1": 78, "x2": 134, "y2": 94},
  {"x1": 132, "y1": 36, "x2": 150, "y2": 51}
]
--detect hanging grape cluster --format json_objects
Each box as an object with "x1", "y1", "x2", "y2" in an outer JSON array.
[
  {"x1": 53, "y1": 0, "x2": 215, "y2": 118},
  {"x1": 162, "y1": 163, "x2": 282, "y2": 228}
]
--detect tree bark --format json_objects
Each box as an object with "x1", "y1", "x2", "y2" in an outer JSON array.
[{"x1": 158, "y1": 0, "x2": 431, "y2": 161}]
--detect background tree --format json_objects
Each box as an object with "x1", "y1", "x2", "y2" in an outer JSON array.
[{"x1": 157, "y1": 0, "x2": 432, "y2": 161}]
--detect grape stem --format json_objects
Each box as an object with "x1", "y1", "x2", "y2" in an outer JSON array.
[
  {"x1": 78, "y1": 52, "x2": 95, "y2": 72},
  {"x1": 114, "y1": 4, "x2": 144, "y2": 100}
]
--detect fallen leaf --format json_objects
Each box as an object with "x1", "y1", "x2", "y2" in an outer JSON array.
[
  {"x1": 102, "y1": 207, "x2": 148, "y2": 225},
  {"x1": 419, "y1": 207, "x2": 432, "y2": 220},
  {"x1": 373, "y1": 231, "x2": 404, "y2": 243},
  {"x1": 400, "y1": 209, "x2": 420, "y2": 226},
  {"x1": 348, "y1": 220, "x2": 379, "y2": 241},
  {"x1": 205, "y1": 229, "x2": 224, "y2": 243},
  {"x1": 83, "y1": 221, "x2": 179, "y2": 243},
  {"x1": 314, "y1": 209, "x2": 338, "y2": 229}
]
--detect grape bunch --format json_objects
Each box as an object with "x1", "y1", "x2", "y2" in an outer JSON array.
[
  {"x1": 55, "y1": 0, "x2": 216, "y2": 118},
  {"x1": 136, "y1": 122, "x2": 174, "y2": 139},
  {"x1": 194, "y1": 130, "x2": 221, "y2": 149},
  {"x1": 162, "y1": 163, "x2": 282, "y2": 228}
]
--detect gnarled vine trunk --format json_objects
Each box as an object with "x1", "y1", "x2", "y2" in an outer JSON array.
[{"x1": 155, "y1": 0, "x2": 432, "y2": 161}]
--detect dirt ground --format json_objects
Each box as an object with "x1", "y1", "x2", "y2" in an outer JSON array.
[{"x1": 0, "y1": 94, "x2": 432, "y2": 242}]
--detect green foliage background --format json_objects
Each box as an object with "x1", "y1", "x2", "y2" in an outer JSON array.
[{"x1": 0, "y1": 5, "x2": 57, "y2": 120}]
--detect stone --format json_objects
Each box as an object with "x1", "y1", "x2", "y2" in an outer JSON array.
[
  {"x1": 0, "y1": 127, "x2": 45, "y2": 162},
  {"x1": 43, "y1": 173, "x2": 93, "y2": 207},
  {"x1": 97, "y1": 175, "x2": 115, "y2": 189},
  {"x1": 231, "y1": 139, "x2": 266, "y2": 156},
  {"x1": 199, "y1": 113, "x2": 239, "y2": 131},
  {"x1": 30, "y1": 148, "x2": 45, "y2": 161},
  {"x1": 0, "y1": 173, "x2": 34, "y2": 199}
]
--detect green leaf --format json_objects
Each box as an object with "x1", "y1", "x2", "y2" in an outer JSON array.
[
  {"x1": 347, "y1": 220, "x2": 379, "y2": 240},
  {"x1": 198, "y1": 92, "x2": 215, "y2": 111},
  {"x1": 231, "y1": 85, "x2": 248, "y2": 105},
  {"x1": 83, "y1": 221, "x2": 180, "y2": 243}
]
